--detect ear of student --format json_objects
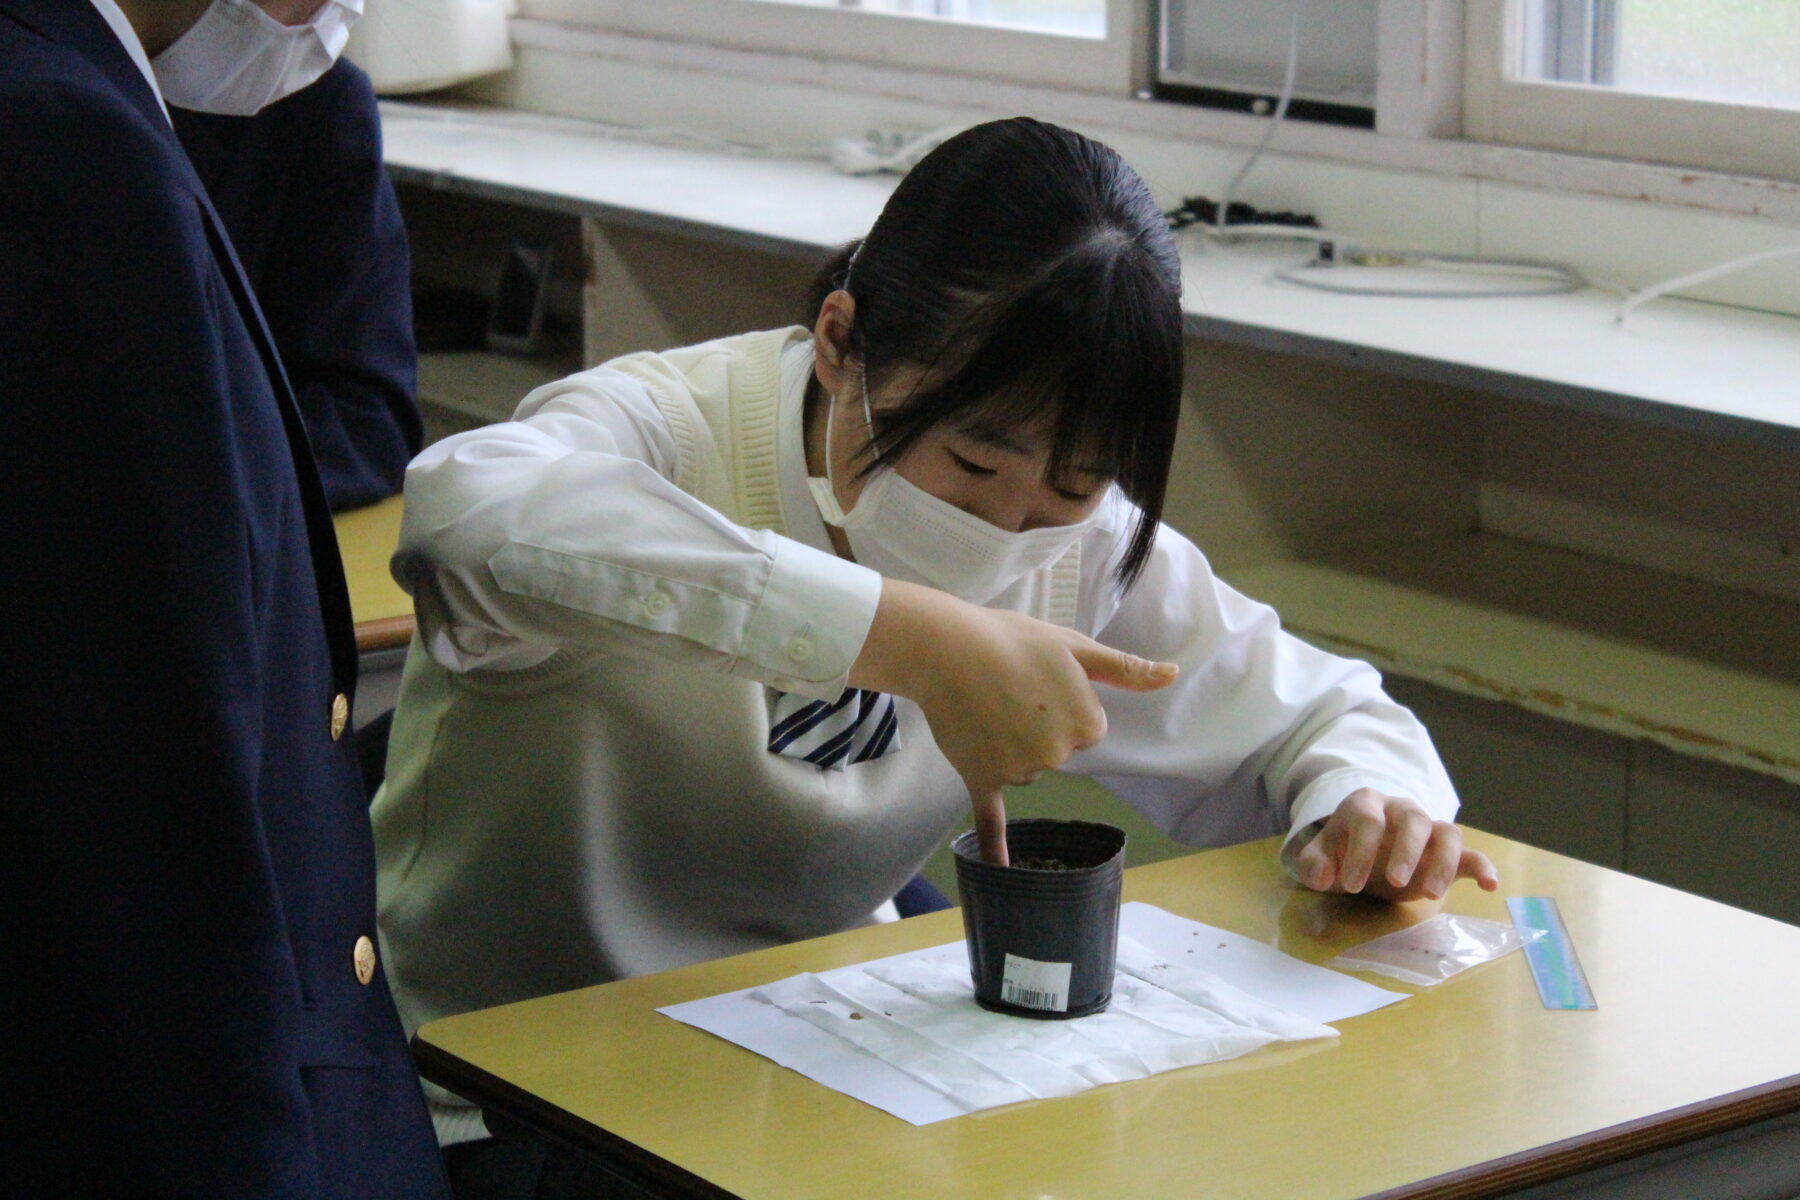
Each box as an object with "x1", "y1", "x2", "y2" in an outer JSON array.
[{"x1": 812, "y1": 289, "x2": 858, "y2": 395}]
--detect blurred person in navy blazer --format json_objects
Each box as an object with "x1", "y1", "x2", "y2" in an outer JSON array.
[
  {"x1": 0, "y1": 0, "x2": 449, "y2": 1196},
  {"x1": 173, "y1": 57, "x2": 423, "y2": 513}
]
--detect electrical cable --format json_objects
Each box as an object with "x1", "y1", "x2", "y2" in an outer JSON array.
[
  {"x1": 1615, "y1": 246, "x2": 1800, "y2": 323},
  {"x1": 402, "y1": 42, "x2": 1777, "y2": 311},
  {"x1": 1179, "y1": 2, "x2": 1586, "y2": 300},
  {"x1": 1210, "y1": 2, "x2": 1303, "y2": 238},
  {"x1": 830, "y1": 126, "x2": 967, "y2": 175},
  {"x1": 1272, "y1": 249, "x2": 1585, "y2": 299}
]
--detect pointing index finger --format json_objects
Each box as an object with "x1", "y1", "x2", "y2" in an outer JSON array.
[
  {"x1": 973, "y1": 789, "x2": 1010, "y2": 867},
  {"x1": 1068, "y1": 640, "x2": 1179, "y2": 693}
]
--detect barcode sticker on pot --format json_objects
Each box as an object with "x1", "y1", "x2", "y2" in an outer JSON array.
[{"x1": 1001, "y1": 953, "x2": 1071, "y2": 1012}]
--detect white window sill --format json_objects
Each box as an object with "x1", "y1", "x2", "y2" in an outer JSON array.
[
  {"x1": 380, "y1": 98, "x2": 1800, "y2": 447},
  {"x1": 505, "y1": 17, "x2": 1800, "y2": 228},
  {"x1": 381, "y1": 96, "x2": 1800, "y2": 784}
]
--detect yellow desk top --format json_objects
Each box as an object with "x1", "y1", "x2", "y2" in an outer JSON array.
[
  {"x1": 413, "y1": 831, "x2": 1800, "y2": 1200},
  {"x1": 332, "y1": 494, "x2": 414, "y2": 652}
]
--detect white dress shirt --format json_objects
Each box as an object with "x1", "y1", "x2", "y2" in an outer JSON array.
[
  {"x1": 395, "y1": 333, "x2": 884, "y2": 696},
  {"x1": 376, "y1": 328, "x2": 1461, "y2": 1145},
  {"x1": 394, "y1": 328, "x2": 1460, "y2": 849}
]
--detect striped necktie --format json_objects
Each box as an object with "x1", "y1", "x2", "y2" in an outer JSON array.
[{"x1": 766, "y1": 686, "x2": 901, "y2": 770}]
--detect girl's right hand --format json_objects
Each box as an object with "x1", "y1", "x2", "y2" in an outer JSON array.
[{"x1": 849, "y1": 579, "x2": 1178, "y2": 865}]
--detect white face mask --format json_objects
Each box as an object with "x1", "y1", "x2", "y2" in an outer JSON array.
[
  {"x1": 154, "y1": 0, "x2": 364, "y2": 116},
  {"x1": 807, "y1": 378, "x2": 1096, "y2": 605}
]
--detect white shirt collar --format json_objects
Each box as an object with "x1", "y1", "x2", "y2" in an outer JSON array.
[{"x1": 87, "y1": 0, "x2": 172, "y2": 126}]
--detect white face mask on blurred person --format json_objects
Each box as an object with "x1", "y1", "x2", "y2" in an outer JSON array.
[
  {"x1": 808, "y1": 379, "x2": 1094, "y2": 606},
  {"x1": 153, "y1": 0, "x2": 364, "y2": 116}
]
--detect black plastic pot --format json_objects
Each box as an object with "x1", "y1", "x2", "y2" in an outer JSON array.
[{"x1": 951, "y1": 819, "x2": 1126, "y2": 1020}]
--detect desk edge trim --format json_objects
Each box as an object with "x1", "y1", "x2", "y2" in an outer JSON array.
[
  {"x1": 1364, "y1": 1072, "x2": 1800, "y2": 1200},
  {"x1": 355, "y1": 614, "x2": 416, "y2": 654}
]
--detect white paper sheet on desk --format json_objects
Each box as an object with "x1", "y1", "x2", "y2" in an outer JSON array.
[{"x1": 658, "y1": 902, "x2": 1405, "y2": 1124}]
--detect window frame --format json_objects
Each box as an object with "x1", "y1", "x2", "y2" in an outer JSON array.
[
  {"x1": 1462, "y1": 0, "x2": 1800, "y2": 182},
  {"x1": 514, "y1": 0, "x2": 1146, "y2": 96},
  {"x1": 516, "y1": 0, "x2": 1467, "y2": 139},
  {"x1": 514, "y1": 0, "x2": 1800, "y2": 192}
]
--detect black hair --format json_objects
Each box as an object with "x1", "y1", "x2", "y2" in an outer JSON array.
[{"x1": 805, "y1": 117, "x2": 1183, "y2": 592}]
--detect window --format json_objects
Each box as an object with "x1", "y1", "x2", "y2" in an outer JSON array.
[
  {"x1": 740, "y1": 0, "x2": 1105, "y2": 39},
  {"x1": 1156, "y1": 0, "x2": 1380, "y2": 127},
  {"x1": 1466, "y1": 0, "x2": 1800, "y2": 179},
  {"x1": 517, "y1": 0, "x2": 1136, "y2": 93},
  {"x1": 519, "y1": 0, "x2": 1797, "y2": 185},
  {"x1": 1521, "y1": 0, "x2": 1800, "y2": 108}
]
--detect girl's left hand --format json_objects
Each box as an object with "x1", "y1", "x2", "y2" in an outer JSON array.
[{"x1": 1293, "y1": 789, "x2": 1499, "y2": 902}]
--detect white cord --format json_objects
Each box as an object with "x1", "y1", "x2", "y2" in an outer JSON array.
[
  {"x1": 1273, "y1": 250, "x2": 1585, "y2": 299},
  {"x1": 1615, "y1": 246, "x2": 1800, "y2": 323},
  {"x1": 1183, "y1": 3, "x2": 1584, "y2": 300},
  {"x1": 1211, "y1": 2, "x2": 1303, "y2": 237},
  {"x1": 830, "y1": 126, "x2": 967, "y2": 176}
]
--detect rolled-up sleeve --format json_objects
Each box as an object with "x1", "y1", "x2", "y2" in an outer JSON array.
[{"x1": 394, "y1": 369, "x2": 881, "y2": 700}]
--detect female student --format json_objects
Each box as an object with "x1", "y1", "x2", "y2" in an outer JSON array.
[{"x1": 372, "y1": 117, "x2": 1498, "y2": 1164}]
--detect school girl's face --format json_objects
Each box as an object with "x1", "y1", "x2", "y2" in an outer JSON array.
[
  {"x1": 872, "y1": 384, "x2": 1110, "y2": 534},
  {"x1": 812, "y1": 294, "x2": 1106, "y2": 533}
]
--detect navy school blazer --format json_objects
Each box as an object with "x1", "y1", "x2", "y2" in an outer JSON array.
[
  {"x1": 0, "y1": 2, "x2": 449, "y2": 1195},
  {"x1": 172, "y1": 59, "x2": 423, "y2": 514}
]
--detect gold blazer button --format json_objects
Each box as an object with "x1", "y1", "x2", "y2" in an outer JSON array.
[{"x1": 353, "y1": 935, "x2": 377, "y2": 986}]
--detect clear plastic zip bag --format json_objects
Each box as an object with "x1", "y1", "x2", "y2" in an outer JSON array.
[{"x1": 1325, "y1": 913, "x2": 1544, "y2": 987}]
